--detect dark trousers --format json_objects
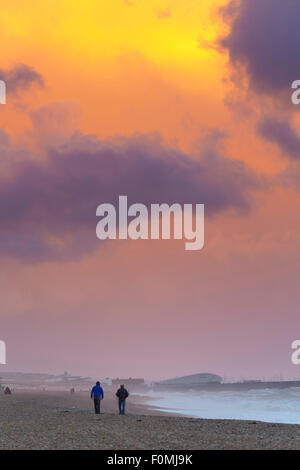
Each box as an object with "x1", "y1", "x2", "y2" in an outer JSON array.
[
  {"x1": 118, "y1": 398, "x2": 126, "y2": 414},
  {"x1": 94, "y1": 397, "x2": 101, "y2": 414}
]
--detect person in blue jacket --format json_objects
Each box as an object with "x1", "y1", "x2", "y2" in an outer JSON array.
[{"x1": 91, "y1": 381, "x2": 104, "y2": 414}]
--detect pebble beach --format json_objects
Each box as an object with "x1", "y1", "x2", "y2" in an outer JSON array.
[{"x1": 1, "y1": 390, "x2": 300, "y2": 450}]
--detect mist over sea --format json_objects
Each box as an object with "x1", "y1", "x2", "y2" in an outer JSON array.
[{"x1": 141, "y1": 388, "x2": 300, "y2": 424}]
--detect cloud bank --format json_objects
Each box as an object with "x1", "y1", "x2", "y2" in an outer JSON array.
[
  {"x1": 0, "y1": 127, "x2": 262, "y2": 262},
  {"x1": 220, "y1": 0, "x2": 300, "y2": 94}
]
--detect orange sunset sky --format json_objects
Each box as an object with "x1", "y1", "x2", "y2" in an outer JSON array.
[{"x1": 0, "y1": 0, "x2": 300, "y2": 381}]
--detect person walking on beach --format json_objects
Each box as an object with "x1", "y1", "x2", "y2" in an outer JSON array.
[
  {"x1": 91, "y1": 381, "x2": 104, "y2": 414},
  {"x1": 116, "y1": 384, "x2": 129, "y2": 415}
]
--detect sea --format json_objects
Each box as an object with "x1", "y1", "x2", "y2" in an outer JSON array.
[{"x1": 141, "y1": 387, "x2": 300, "y2": 424}]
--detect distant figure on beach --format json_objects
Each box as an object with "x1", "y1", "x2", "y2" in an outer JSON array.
[
  {"x1": 70, "y1": 388, "x2": 75, "y2": 395},
  {"x1": 4, "y1": 386, "x2": 11, "y2": 395},
  {"x1": 90, "y1": 381, "x2": 104, "y2": 414},
  {"x1": 116, "y1": 384, "x2": 129, "y2": 415}
]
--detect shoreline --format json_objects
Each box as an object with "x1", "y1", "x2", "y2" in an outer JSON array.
[
  {"x1": 1, "y1": 389, "x2": 300, "y2": 449},
  {"x1": 137, "y1": 389, "x2": 300, "y2": 425}
]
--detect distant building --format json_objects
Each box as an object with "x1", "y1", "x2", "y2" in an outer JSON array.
[
  {"x1": 242, "y1": 379, "x2": 262, "y2": 384},
  {"x1": 157, "y1": 373, "x2": 223, "y2": 386},
  {"x1": 100, "y1": 378, "x2": 112, "y2": 386},
  {"x1": 112, "y1": 378, "x2": 144, "y2": 387}
]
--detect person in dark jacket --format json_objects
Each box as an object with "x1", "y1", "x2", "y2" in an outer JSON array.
[
  {"x1": 91, "y1": 381, "x2": 104, "y2": 414},
  {"x1": 116, "y1": 384, "x2": 129, "y2": 415}
]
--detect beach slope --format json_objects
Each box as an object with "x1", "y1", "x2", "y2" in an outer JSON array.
[{"x1": 0, "y1": 390, "x2": 300, "y2": 450}]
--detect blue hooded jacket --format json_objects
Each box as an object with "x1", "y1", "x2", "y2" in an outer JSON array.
[{"x1": 91, "y1": 384, "x2": 104, "y2": 399}]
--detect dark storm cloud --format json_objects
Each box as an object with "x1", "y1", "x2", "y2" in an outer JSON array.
[
  {"x1": 0, "y1": 132, "x2": 262, "y2": 262},
  {"x1": 220, "y1": 0, "x2": 300, "y2": 94},
  {"x1": 257, "y1": 116, "x2": 300, "y2": 160},
  {"x1": 0, "y1": 64, "x2": 44, "y2": 94}
]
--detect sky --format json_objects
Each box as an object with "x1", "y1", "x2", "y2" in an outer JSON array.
[{"x1": 0, "y1": 0, "x2": 300, "y2": 381}]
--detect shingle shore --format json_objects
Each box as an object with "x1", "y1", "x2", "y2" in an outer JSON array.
[{"x1": 0, "y1": 390, "x2": 300, "y2": 449}]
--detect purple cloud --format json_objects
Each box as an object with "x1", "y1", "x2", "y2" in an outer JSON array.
[
  {"x1": 0, "y1": 64, "x2": 44, "y2": 95},
  {"x1": 0, "y1": 131, "x2": 262, "y2": 262},
  {"x1": 220, "y1": 0, "x2": 300, "y2": 94},
  {"x1": 257, "y1": 116, "x2": 300, "y2": 160}
]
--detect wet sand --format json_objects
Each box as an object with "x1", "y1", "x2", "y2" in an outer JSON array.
[{"x1": 1, "y1": 389, "x2": 300, "y2": 449}]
